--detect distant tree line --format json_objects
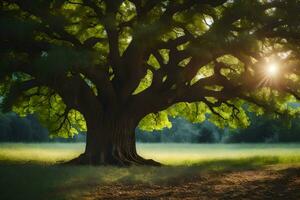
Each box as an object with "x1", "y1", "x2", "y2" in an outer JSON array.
[
  {"x1": 0, "y1": 113, "x2": 84, "y2": 142},
  {"x1": 0, "y1": 112, "x2": 300, "y2": 143},
  {"x1": 136, "y1": 115, "x2": 300, "y2": 143},
  {"x1": 0, "y1": 113, "x2": 48, "y2": 142},
  {"x1": 224, "y1": 114, "x2": 300, "y2": 143}
]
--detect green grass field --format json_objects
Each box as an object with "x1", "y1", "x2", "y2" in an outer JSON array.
[
  {"x1": 0, "y1": 143, "x2": 299, "y2": 200},
  {"x1": 1, "y1": 143, "x2": 300, "y2": 165}
]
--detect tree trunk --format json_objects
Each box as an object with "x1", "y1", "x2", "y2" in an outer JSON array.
[{"x1": 66, "y1": 113, "x2": 161, "y2": 166}]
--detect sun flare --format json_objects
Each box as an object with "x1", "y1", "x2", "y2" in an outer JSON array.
[{"x1": 266, "y1": 63, "x2": 279, "y2": 77}]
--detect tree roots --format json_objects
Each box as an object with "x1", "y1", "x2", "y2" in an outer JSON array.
[{"x1": 62, "y1": 153, "x2": 162, "y2": 167}]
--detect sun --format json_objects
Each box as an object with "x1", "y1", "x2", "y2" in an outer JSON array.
[
  {"x1": 257, "y1": 62, "x2": 281, "y2": 88},
  {"x1": 266, "y1": 63, "x2": 279, "y2": 77}
]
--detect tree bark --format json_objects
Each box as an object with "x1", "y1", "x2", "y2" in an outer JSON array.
[
  {"x1": 66, "y1": 113, "x2": 161, "y2": 166},
  {"x1": 57, "y1": 77, "x2": 161, "y2": 166}
]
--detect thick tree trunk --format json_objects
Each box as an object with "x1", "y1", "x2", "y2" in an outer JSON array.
[{"x1": 66, "y1": 114, "x2": 161, "y2": 166}]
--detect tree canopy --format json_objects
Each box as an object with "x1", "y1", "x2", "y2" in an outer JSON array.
[{"x1": 1, "y1": 0, "x2": 300, "y2": 165}]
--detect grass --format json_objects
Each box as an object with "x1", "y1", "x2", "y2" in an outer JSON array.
[
  {"x1": 139, "y1": 143, "x2": 300, "y2": 165},
  {"x1": 0, "y1": 143, "x2": 300, "y2": 165},
  {"x1": 0, "y1": 143, "x2": 299, "y2": 199}
]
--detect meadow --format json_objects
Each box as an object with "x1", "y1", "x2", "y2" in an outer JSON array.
[{"x1": 0, "y1": 143, "x2": 299, "y2": 199}]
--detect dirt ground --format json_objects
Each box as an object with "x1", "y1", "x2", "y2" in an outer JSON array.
[{"x1": 83, "y1": 167, "x2": 300, "y2": 200}]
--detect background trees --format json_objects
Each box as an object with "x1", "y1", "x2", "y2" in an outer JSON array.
[
  {"x1": 137, "y1": 116, "x2": 300, "y2": 143},
  {"x1": 0, "y1": 113, "x2": 48, "y2": 142},
  {"x1": 1, "y1": 111, "x2": 300, "y2": 143}
]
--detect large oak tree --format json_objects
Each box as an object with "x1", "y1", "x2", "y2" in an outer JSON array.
[{"x1": 1, "y1": 0, "x2": 300, "y2": 165}]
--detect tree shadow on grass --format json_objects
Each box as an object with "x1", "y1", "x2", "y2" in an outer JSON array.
[
  {"x1": 0, "y1": 156, "x2": 298, "y2": 200},
  {"x1": 85, "y1": 166, "x2": 300, "y2": 200},
  {"x1": 208, "y1": 167, "x2": 300, "y2": 200}
]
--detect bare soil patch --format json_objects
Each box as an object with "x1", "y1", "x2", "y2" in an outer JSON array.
[{"x1": 83, "y1": 167, "x2": 300, "y2": 200}]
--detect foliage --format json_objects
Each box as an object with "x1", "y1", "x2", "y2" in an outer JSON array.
[{"x1": 1, "y1": 0, "x2": 300, "y2": 137}]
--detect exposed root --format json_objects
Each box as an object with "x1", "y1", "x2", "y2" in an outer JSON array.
[
  {"x1": 62, "y1": 153, "x2": 91, "y2": 165},
  {"x1": 134, "y1": 154, "x2": 162, "y2": 166},
  {"x1": 61, "y1": 153, "x2": 162, "y2": 167}
]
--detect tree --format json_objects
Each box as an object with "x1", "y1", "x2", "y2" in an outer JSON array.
[
  {"x1": 1, "y1": 0, "x2": 300, "y2": 165},
  {"x1": 0, "y1": 112, "x2": 49, "y2": 142},
  {"x1": 224, "y1": 113, "x2": 300, "y2": 143},
  {"x1": 197, "y1": 127, "x2": 216, "y2": 143}
]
